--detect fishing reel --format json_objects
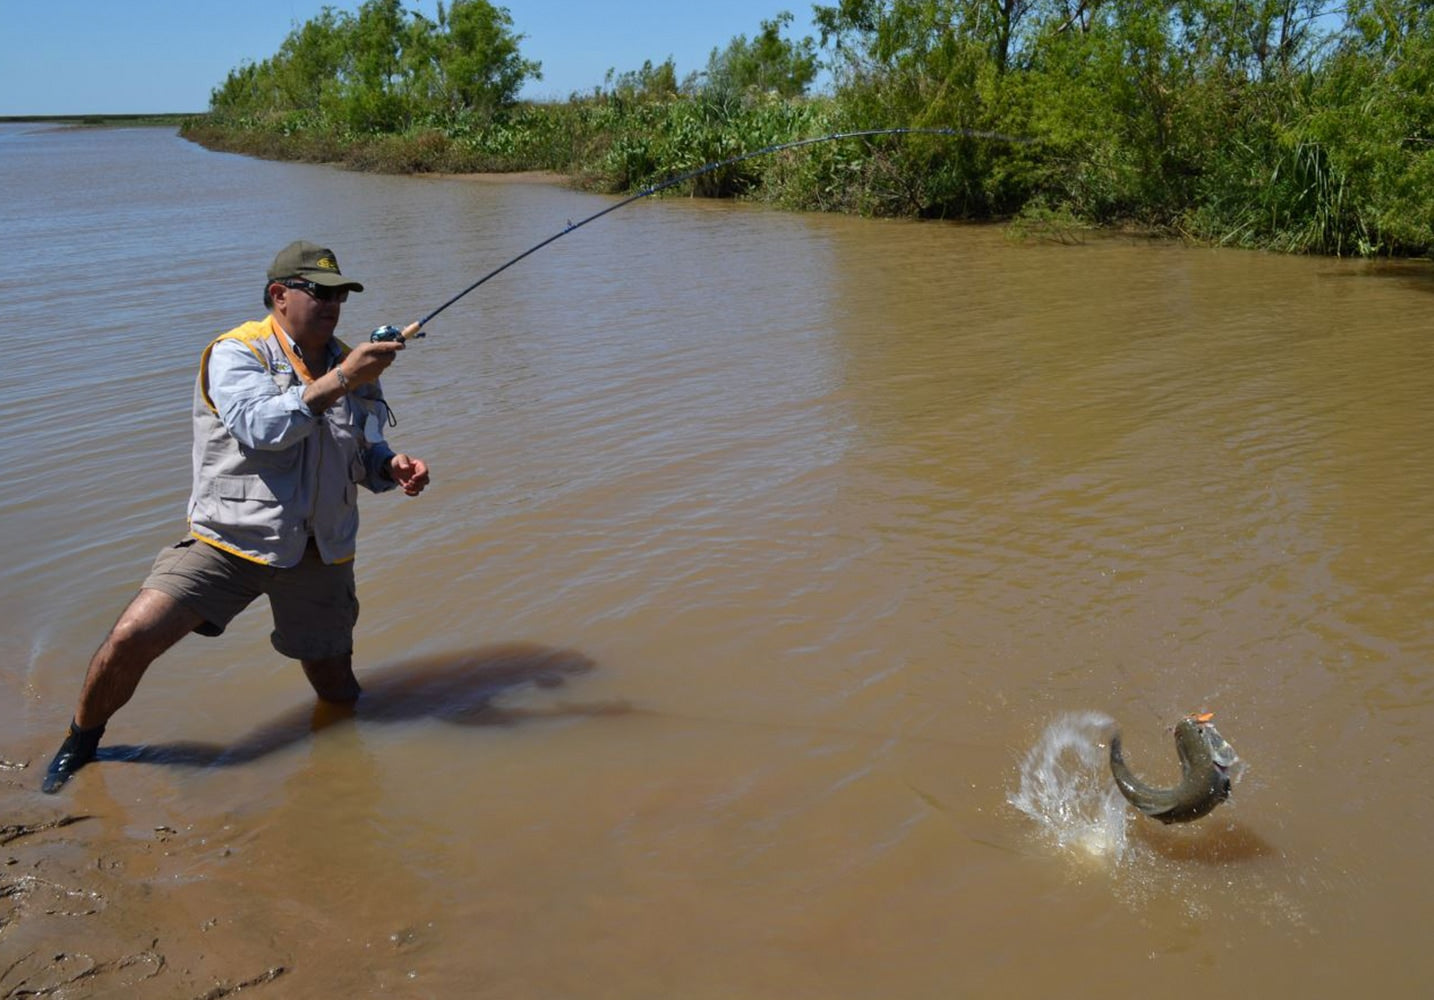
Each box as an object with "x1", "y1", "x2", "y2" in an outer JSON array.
[{"x1": 369, "y1": 324, "x2": 426, "y2": 343}]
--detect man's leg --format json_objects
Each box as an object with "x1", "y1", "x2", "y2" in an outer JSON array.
[
  {"x1": 301, "y1": 655, "x2": 362, "y2": 704},
  {"x1": 76, "y1": 589, "x2": 204, "y2": 726},
  {"x1": 43, "y1": 589, "x2": 203, "y2": 793},
  {"x1": 273, "y1": 548, "x2": 361, "y2": 705}
]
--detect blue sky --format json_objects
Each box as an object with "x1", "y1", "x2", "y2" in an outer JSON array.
[{"x1": 0, "y1": 1, "x2": 824, "y2": 115}]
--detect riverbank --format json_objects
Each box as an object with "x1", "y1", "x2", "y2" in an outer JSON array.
[
  {"x1": 2, "y1": 764, "x2": 290, "y2": 998},
  {"x1": 422, "y1": 168, "x2": 570, "y2": 185}
]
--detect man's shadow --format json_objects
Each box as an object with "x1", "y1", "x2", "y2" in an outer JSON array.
[{"x1": 99, "y1": 642, "x2": 623, "y2": 769}]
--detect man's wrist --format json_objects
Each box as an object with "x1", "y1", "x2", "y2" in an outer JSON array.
[
  {"x1": 304, "y1": 385, "x2": 328, "y2": 416},
  {"x1": 334, "y1": 365, "x2": 351, "y2": 391}
]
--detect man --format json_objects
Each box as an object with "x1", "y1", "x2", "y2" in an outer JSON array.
[{"x1": 42, "y1": 240, "x2": 430, "y2": 793}]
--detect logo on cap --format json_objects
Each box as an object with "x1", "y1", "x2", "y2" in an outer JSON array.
[{"x1": 315, "y1": 255, "x2": 339, "y2": 272}]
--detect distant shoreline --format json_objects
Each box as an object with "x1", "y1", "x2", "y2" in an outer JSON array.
[{"x1": 0, "y1": 113, "x2": 198, "y2": 126}]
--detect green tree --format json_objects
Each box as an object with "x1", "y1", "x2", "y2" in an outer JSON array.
[
  {"x1": 702, "y1": 11, "x2": 820, "y2": 98},
  {"x1": 604, "y1": 58, "x2": 680, "y2": 101},
  {"x1": 812, "y1": 0, "x2": 1040, "y2": 78},
  {"x1": 207, "y1": 0, "x2": 539, "y2": 129},
  {"x1": 1170, "y1": 0, "x2": 1328, "y2": 81},
  {"x1": 341, "y1": 0, "x2": 407, "y2": 129},
  {"x1": 349, "y1": 0, "x2": 404, "y2": 94},
  {"x1": 273, "y1": 8, "x2": 349, "y2": 110},
  {"x1": 210, "y1": 60, "x2": 272, "y2": 115},
  {"x1": 1299, "y1": 0, "x2": 1434, "y2": 252},
  {"x1": 432, "y1": 0, "x2": 541, "y2": 114}
]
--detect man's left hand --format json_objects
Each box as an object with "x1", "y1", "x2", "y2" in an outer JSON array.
[{"x1": 388, "y1": 454, "x2": 430, "y2": 496}]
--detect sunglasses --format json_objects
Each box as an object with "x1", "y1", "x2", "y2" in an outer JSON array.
[{"x1": 280, "y1": 279, "x2": 349, "y2": 303}]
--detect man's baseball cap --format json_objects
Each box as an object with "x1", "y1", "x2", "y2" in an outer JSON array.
[{"x1": 267, "y1": 240, "x2": 365, "y2": 292}]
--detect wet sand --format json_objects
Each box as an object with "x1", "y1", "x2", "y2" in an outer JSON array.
[
  {"x1": 3, "y1": 766, "x2": 289, "y2": 998},
  {"x1": 3, "y1": 643, "x2": 602, "y2": 999}
]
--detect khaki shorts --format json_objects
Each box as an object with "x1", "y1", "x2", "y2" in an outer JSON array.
[{"x1": 143, "y1": 537, "x2": 358, "y2": 661}]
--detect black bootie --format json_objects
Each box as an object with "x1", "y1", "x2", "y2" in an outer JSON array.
[{"x1": 41, "y1": 720, "x2": 105, "y2": 794}]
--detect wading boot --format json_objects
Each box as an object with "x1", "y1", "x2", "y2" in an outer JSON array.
[{"x1": 41, "y1": 720, "x2": 105, "y2": 794}]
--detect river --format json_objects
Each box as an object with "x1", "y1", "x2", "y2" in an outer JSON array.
[{"x1": 2, "y1": 122, "x2": 1432, "y2": 997}]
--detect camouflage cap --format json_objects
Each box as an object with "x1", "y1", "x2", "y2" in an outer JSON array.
[{"x1": 266, "y1": 240, "x2": 365, "y2": 291}]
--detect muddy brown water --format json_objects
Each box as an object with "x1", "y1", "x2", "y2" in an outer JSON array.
[{"x1": 2, "y1": 123, "x2": 1433, "y2": 997}]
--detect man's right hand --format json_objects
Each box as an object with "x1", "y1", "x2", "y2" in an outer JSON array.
[
  {"x1": 304, "y1": 340, "x2": 403, "y2": 415},
  {"x1": 339, "y1": 339, "x2": 404, "y2": 387}
]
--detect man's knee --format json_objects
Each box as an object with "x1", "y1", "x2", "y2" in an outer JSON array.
[{"x1": 105, "y1": 590, "x2": 202, "y2": 658}]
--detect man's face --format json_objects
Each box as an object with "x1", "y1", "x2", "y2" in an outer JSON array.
[{"x1": 271, "y1": 278, "x2": 347, "y2": 341}]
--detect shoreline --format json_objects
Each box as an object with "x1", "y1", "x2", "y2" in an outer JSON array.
[
  {"x1": 1, "y1": 764, "x2": 294, "y2": 997},
  {"x1": 419, "y1": 168, "x2": 571, "y2": 186}
]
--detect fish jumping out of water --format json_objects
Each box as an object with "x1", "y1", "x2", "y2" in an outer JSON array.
[{"x1": 1109, "y1": 713, "x2": 1240, "y2": 824}]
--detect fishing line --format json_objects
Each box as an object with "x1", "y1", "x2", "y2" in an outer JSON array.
[{"x1": 369, "y1": 125, "x2": 1034, "y2": 344}]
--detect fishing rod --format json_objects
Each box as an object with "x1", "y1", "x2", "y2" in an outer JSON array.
[{"x1": 368, "y1": 125, "x2": 1033, "y2": 344}]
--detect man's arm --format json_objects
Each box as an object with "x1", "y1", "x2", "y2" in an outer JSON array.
[
  {"x1": 300, "y1": 341, "x2": 403, "y2": 416},
  {"x1": 207, "y1": 339, "x2": 316, "y2": 450},
  {"x1": 208, "y1": 339, "x2": 405, "y2": 450}
]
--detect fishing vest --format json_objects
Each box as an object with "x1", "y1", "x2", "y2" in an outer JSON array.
[{"x1": 187, "y1": 316, "x2": 393, "y2": 567}]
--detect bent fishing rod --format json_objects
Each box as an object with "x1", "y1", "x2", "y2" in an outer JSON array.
[{"x1": 369, "y1": 126, "x2": 1034, "y2": 345}]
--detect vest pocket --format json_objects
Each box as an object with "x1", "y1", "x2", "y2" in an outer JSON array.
[
  {"x1": 213, "y1": 473, "x2": 295, "y2": 502},
  {"x1": 209, "y1": 473, "x2": 296, "y2": 526}
]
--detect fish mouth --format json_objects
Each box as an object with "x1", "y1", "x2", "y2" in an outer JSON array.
[{"x1": 1195, "y1": 717, "x2": 1242, "y2": 771}]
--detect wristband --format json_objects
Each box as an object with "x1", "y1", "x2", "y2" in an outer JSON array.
[{"x1": 334, "y1": 365, "x2": 350, "y2": 391}]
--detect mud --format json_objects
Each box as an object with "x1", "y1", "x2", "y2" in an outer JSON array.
[
  {"x1": 3, "y1": 643, "x2": 601, "y2": 999},
  {"x1": 2, "y1": 777, "x2": 287, "y2": 999}
]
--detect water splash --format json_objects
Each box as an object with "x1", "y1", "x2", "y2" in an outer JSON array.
[{"x1": 1008, "y1": 711, "x2": 1129, "y2": 861}]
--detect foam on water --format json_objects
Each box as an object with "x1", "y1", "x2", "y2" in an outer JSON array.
[{"x1": 1008, "y1": 711, "x2": 1130, "y2": 861}]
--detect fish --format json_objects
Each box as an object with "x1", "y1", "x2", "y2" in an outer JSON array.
[{"x1": 1108, "y1": 713, "x2": 1239, "y2": 824}]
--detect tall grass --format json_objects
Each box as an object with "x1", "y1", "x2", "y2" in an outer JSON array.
[{"x1": 182, "y1": 41, "x2": 1434, "y2": 259}]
